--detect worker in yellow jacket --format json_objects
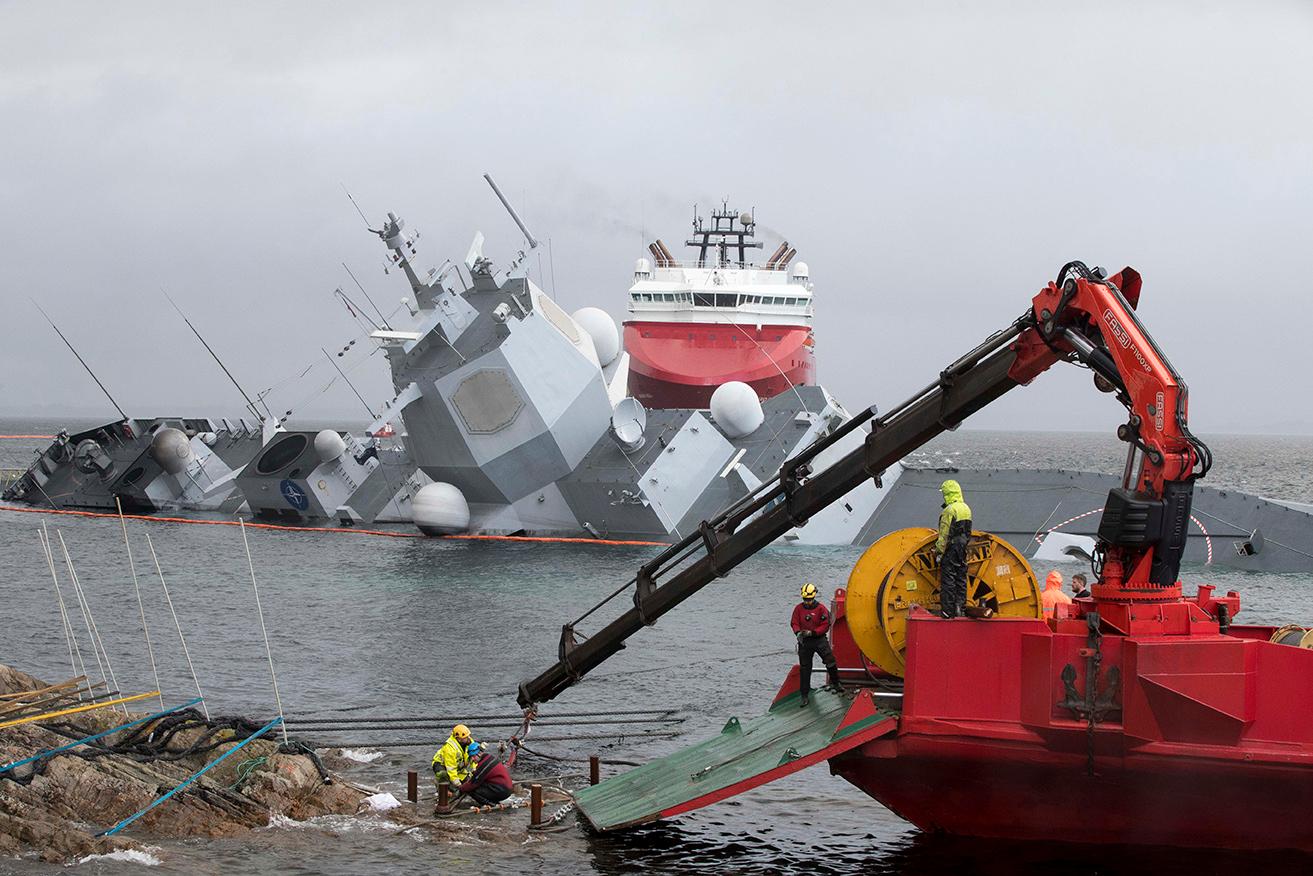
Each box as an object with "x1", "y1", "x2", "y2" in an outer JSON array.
[
  {"x1": 935, "y1": 479, "x2": 972, "y2": 619},
  {"x1": 431, "y1": 724, "x2": 473, "y2": 787}
]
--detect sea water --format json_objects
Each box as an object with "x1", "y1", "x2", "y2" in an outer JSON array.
[{"x1": 1, "y1": 418, "x2": 1309, "y2": 875}]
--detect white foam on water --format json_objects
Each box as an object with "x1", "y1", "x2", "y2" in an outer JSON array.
[
  {"x1": 76, "y1": 847, "x2": 163, "y2": 867},
  {"x1": 262, "y1": 812, "x2": 402, "y2": 834},
  {"x1": 339, "y1": 748, "x2": 384, "y2": 763}
]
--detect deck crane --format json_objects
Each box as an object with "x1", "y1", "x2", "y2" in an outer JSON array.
[{"x1": 518, "y1": 261, "x2": 1211, "y2": 708}]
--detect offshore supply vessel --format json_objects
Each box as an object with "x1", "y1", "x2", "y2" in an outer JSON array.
[{"x1": 519, "y1": 262, "x2": 1313, "y2": 851}]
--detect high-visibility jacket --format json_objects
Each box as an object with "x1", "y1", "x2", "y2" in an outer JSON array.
[
  {"x1": 431, "y1": 734, "x2": 471, "y2": 784},
  {"x1": 1042, "y1": 570, "x2": 1073, "y2": 617},
  {"x1": 936, "y1": 479, "x2": 972, "y2": 553}
]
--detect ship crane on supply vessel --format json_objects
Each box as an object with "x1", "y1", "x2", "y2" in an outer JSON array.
[{"x1": 520, "y1": 260, "x2": 1206, "y2": 707}]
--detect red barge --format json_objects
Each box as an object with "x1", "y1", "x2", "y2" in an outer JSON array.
[{"x1": 521, "y1": 261, "x2": 1313, "y2": 852}]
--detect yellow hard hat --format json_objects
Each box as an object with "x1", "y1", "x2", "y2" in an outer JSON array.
[
  {"x1": 801, "y1": 583, "x2": 818, "y2": 600},
  {"x1": 453, "y1": 724, "x2": 471, "y2": 740}
]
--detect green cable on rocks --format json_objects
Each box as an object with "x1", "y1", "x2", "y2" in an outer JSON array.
[{"x1": 229, "y1": 755, "x2": 269, "y2": 790}]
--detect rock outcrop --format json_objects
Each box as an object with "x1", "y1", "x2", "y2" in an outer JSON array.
[{"x1": 0, "y1": 664, "x2": 364, "y2": 863}]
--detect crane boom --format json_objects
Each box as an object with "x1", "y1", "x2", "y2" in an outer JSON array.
[{"x1": 518, "y1": 263, "x2": 1206, "y2": 707}]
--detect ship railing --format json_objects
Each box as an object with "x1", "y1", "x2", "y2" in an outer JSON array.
[{"x1": 643, "y1": 260, "x2": 792, "y2": 272}]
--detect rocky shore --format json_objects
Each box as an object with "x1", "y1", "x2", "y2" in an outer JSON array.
[{"x1": 0, "y1": 664, "x2": 365, "y2": 863}]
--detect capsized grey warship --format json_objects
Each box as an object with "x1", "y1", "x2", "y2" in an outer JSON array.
[{"x1": 365, "y1": 185, "x2": 1313, "y2": 572}]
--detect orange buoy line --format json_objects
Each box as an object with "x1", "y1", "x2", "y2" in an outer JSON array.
[
  {"x1": 0, "y1": 504, "x2": 666, "y2": 547},
  {"x1": 0, "y1": 435, "x2": 54, "y2": 439}
]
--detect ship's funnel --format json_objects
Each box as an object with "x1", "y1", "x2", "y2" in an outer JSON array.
[
  {"x1": 765, "y1": 241, "x2": 789, "y2": 269},
  {"x1": 655, "y1": 239, "x2": 677, "y2": 266}
]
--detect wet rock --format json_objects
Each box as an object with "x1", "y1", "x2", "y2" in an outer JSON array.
[{"x1": 0, "y1": 664, "x2": 366, "y2": 863}]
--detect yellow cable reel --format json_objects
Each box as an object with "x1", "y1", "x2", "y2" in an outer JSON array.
[{"x1": 845, "y1": 527, "x2": 1043, "y2": 677}]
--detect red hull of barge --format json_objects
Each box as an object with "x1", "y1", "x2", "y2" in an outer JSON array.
[
  {"x1": 817, "y1": 589, "x2": 1313, "y2": 852},
  {"x1": 623, "y1": 321, "x2": 815, "y2": 409}
]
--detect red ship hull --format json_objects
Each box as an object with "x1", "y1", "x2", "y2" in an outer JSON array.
[
  {"x1": 816, "y1": 589, "x2": 1313, "y2": 851},
  {"x1": 623, "y1": 321, "x2": 815, "y2": 409}
]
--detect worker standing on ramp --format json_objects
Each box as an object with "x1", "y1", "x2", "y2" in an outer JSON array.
[
  {"x1": 936, "y1": 479, "x2": 972, "y2": 619},
  {"x1": 792, "y1": 583, "x2": 841, "y2": 707}
]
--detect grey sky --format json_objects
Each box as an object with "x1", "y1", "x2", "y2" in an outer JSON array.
[{"x1": 2, "y1": 2, "x2": 1310, "y2": 433}]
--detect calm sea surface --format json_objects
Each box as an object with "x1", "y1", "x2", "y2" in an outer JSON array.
[{"x1": 1, "y1": 417, "x2": 1310, "y2": 875}]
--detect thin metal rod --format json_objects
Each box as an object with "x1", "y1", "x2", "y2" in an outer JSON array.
[
  {"x1": 239, "y1": 519, "x2": 289, "y2": 745},
  {"x1": 321, "y1": 348, "x2": 377, "y2": 420},
  {"x1": 342, "y1": 263, "x2": 391, "y2": 331},
  {"x1": 56, "y1": 532, "x2": 122, "y2": 714},
  {"x1": 483, "y1": 174, "x2": 539, "y2": 248},
  {"x1": 163, "y1": 289, "x2": 260, "y2": 421},
  {"x1": 31, "y1": 300, "x2": 126, "y2": 419},
  {"x1": 37, "y1": 525, "x2": 83, "y2": 690},
  {"x1": 144, "y1": 533, "x2": 209, "y2": 720},
  {"x1": 117, "y1": 498, "x2": 164, "y2": 712}
]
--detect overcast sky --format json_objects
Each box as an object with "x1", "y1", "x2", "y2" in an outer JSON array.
[{"x1": 2, "y1": 1, "x2": 1309, "y2": 434}]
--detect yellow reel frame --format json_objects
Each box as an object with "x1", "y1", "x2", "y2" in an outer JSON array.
[{"x1": 845, "y1": 527, "x2": 1043, "y2": 677}]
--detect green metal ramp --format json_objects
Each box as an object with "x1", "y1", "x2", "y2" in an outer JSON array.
[{"x1": 573, "y1": 688, "x2": 897, "y2": 831}]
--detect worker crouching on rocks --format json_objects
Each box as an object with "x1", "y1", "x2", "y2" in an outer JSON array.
[
  {"x1": 936, "y1": 479, "x2": 972, "y2": 619},
  {"x1": 792, "y1": 583, "x2": 841, "y2": 707},
  {"x1": 432, "y1": 723, "x2": 474, "y2": 790},
  {"x1": 459, "y1": 746, "x2": 514, "y2": 806}
]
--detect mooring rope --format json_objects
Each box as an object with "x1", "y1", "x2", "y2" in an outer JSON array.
[
  {"x1": 55, "y1": 531, "x2": 121, "y2": 714},
  {"x1": 37, "y1": 525, "x2": 84, "y2": 690},
  {"x1": 117, "y1": 498, "x2": 164, "y2": 712},
  {"x1": 144, "y1": 532, "x2": 209, "y2": 720},
  {"x1": 240, "y1": 519, "x2": 289, "y2": 745}
]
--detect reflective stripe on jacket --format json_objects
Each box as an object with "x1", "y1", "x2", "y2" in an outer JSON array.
[{"x1": 936, "y1": 479, "x2": 972, "y2": 553}]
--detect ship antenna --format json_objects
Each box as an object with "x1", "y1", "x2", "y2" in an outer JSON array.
[
  {"x1": 342, "y1": 262, "x2": 392, "y2": 330},
  {"x1": 483, "y1": 173, "x2": 539, "y2": 250},
  {"x1": 162, "y1": 289, "x2": 262, "y2": 421},
  {"x1": 321, "y1": 347, "x2": 378, "y2": 420},
  {"x1": 31, "y1": 300, "x2": 126, "y2": 419},
  {"x1": 341, "y1": 183, "x2": 373, "y2": 229}
]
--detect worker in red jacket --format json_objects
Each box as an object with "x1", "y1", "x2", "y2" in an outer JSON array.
[
  {"x1": 459, "y1": 748, "x2": 514, "y2": 806},
  {"x1": 792, "y1": 583, "x2": 841, "y2": 707}
]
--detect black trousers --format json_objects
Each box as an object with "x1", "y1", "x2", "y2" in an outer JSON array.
[
  {"x1": 940, "y1": 534, "x2": 969, "y2": 618},
  {"x1": 468, "y1": 782, "x2": 512, "y2": 805},
  {"x1": 798, "y1": 635, "x2": 838, "y2": 695}
]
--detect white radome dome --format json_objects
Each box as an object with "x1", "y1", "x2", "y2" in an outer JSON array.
[
  {"x1": 412, "y1": 482, "x2": 471, "y2": 535},
  {"x1": 571, "y1": 307, "x2": 620, "y2": 366},
  {"x1": 314, "y1": 429, "x2": 347, "y2": 463},
  {"x1": 791, "y1": 261, "x2": 809, "y2": 280},
  {"x1": 710, "y1": 381, "x2": 764, "y2": 438},
  {"x1": 150, "y1": 428, "x2": 194, "y2": 475}
]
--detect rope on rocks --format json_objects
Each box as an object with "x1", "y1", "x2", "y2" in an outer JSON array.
[{"x1": 97, "y1": 715, "x2": 283, "y2": 837}]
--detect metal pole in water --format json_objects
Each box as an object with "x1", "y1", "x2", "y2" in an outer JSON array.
[
  {"x1": 239, "y1": 519, "x2": 289, "y2": 745},
  {"x1": 530, "y1": 783, "x2": 543, "y2": 826},
  {"x1": 144, "y1": 533, "x2": 209, "y2": 720},
  {"x1": 116, "y1": 498, "x2": 163, "y2": 711},
  {"x1": 438, "y1": 779, "x2": 450, "y2": 811},
  {"x1": 37, "y1": 525, "x2": 83, "y2": 690},
  {"x1": 55, "y1": 531, "x2": 121, "y2": 713},
  {"x1": 407, "y1": 770, "x2": 418, "y2": 803},
  {"x1": 590, "y1": 755, "x2": 600, "y2": 786}
]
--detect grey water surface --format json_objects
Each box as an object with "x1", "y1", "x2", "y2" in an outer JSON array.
[{"x1": 1, "y1": 419, "x2": 1309, "y2": 874}]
